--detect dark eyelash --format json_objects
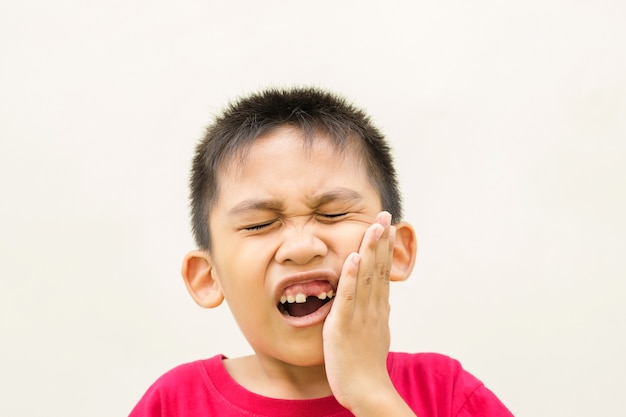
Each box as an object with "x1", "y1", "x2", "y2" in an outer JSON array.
[
  {"x1": 243, "y1": 221, "x2": 275, "y2": 231},
  {"x1": 318, "y1": 213, "x2": 347, "y2": 219},
  {"x1": 244, "y1": 214, "x2": 346, "y2": 231}
]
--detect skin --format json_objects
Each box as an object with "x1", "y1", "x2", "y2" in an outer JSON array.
[{"x1": 182, "y1": 126, "x2": 418, "y2": 416}]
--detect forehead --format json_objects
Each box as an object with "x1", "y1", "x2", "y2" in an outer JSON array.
[
  {"x1": 213, "y1": 126, "x2": 377, "y2": 208},
  {"x1": 219, "y1": 126, "x2": 364, "y2": 181}
]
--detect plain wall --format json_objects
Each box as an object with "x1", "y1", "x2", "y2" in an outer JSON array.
[{"x1": 1, "y1": 1, "x2": 625, "y2": 416}]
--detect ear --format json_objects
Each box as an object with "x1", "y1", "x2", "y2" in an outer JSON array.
[
  {"x1": 181, "y1": 250, "x2": 224, "y2": 308},
  {"x1": 390, "y1": 222, "x2": 417, "y2": 282}
]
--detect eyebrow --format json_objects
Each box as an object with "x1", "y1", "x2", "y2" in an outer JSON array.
[
  {"x1": 228, "y1": 187, "x2": 364, "y2": 217},
  {"x1": 228, "y1": 199, "x2": 286, "y2": 217},
  {"x1": 309, "y1": 188, "x2": 364, "y2": 207}
]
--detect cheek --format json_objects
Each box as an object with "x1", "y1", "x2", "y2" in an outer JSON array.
[
  {"x1": 324, "y1": 222, "x2": 369, "y2": 254},
  {"x1": 213, "y1": 241, "x2": 275, "y2": 293}
]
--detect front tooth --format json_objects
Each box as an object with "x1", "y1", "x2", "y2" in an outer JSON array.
[
  {"x1": 287, "y1": 295, "x2": 296, "y2": 303},
  {"x1": 295, "y1": 293, "x2": 306, "y2": 303},
  {"x1": 327, "y1": 290, "x2": 334, "y2": 298},
  {"x1": 317, "y1": 292, "x2": 327, "y2": 300},
  {"x1": 280, "y1": 296, "x2": 287, "y2": 304}
]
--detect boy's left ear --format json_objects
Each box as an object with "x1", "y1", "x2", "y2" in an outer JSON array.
[{"x1": 390, "y1": 222, "x2": 417, "y2": 282}]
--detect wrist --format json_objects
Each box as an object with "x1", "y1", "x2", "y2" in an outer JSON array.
[{"x1": 340, "y1": 381, "x2": 416, "y2": 417}]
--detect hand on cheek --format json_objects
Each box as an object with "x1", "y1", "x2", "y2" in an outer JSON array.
[{"x1": 322, "y1": 211, "x2": 404, "y2": 414}]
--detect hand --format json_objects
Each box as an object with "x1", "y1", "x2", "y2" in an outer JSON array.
[{"x1": 323, "y1": 212, "x2": 416, "y2": 416}]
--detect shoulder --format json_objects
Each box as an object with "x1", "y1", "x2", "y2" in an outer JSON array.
[
  {"x1": 128, "y1": 355, "x2": 223, "y2": 417},
  {"x1": 146, "y1": 356, "x2": 215, "y2": 391},
  {"x1": 388, "y1": 352, "x2": 514, "y2": 417},
  {"x1": 387, "y1": 351, "x2": 466, "y2": 382}
]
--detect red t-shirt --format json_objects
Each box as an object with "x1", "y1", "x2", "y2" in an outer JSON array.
[{"x1": 129, "y1": 352, "x2": 513, "y2": 416}]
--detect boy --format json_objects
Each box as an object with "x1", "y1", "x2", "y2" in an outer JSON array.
[{"x1": 130, "y1": 87, "x2": 513, "y2": 416}]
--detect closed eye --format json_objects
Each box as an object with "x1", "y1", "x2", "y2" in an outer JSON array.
[
  {"x1": 242, "y1": 220, "x2": 278, "y2": 231},
  {"x1": 317, "y1": 213, "x2": 348, "y2": 221}
]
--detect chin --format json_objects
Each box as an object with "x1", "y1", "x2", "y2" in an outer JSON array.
[
  {"x1": 268, "y1": 344, "x2": 326, "y2": 369},
  {"x1": 291, "y1": 352, "x2": 325, "y2": 368},
  {"x1": 248, "y1": 328, "x2": 327, "y2": 368}
]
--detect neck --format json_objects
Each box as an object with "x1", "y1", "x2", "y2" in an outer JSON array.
[{"x1": 223, "y1": 354, "x2": 333, "y2": 400}]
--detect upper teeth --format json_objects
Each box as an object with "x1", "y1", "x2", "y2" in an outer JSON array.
[{"x1": 280, "y1": 290, "x2": 335, "y2": 304}]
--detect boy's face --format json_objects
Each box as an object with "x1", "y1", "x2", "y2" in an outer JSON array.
[{"x1": 203, "y1": 127, "x2": 384, "y2": 367}]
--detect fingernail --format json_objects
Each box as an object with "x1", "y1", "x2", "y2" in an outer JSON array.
[
  {"x1": 373, "y1": 224, "x2": 384, "y2": 240},
  {"x1": 379, "y1": 211, "x2": 391, "y2": 228},
  {"x1": 351, "y1": 253, "x2": 361, "y2": 266}
]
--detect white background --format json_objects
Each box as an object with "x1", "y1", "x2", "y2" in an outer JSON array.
[{"x1": 1, "y1": 1, "x2": 625, "y2": 416}]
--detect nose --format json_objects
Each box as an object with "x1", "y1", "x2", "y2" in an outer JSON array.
[{"x1": 274, "y1": 221, "x2": 328, "y2": 265}]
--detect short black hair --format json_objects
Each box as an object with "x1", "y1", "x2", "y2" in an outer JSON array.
[{"x1": 190, "y1": 86, "x2": 402, "y2": 250}]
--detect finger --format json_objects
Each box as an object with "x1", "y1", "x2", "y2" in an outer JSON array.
[
  {"x1": 331, "y1": 252, "x2": 361, "y2": 321},
  {"x1": 369, "y1": 212, "x2": 393, "y2": 306},
  {"x1": 386, "y1": 225, "x2": 396, "y2": 274},
  {"x1": 352, "y1": 211, "x2": 390, "y2": 312},
  {"x1": 352, "y1": 219, "x2": 383, "y2": 308}
]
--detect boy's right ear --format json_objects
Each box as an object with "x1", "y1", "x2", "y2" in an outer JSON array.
[{"x1": 181, "y1": 250, "x2": 224, "y2": 308}]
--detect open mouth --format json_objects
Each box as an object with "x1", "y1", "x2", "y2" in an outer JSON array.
[{"x1": 277, "y1": 280, "x2": 335, "y2": 318}]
